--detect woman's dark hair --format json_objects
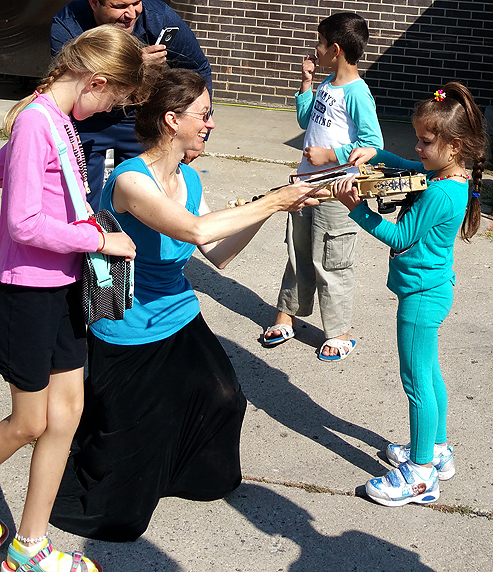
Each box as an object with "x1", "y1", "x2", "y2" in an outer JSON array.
[
  {"x1": 318, "y1": 13, "x2": 369, "y2": 65},
  {"x1": 413, "y1": 82, "x2": 489, "y2": 241},
  {"x1": 134, "y1": 68, "x2": 207, "y2": 148}
]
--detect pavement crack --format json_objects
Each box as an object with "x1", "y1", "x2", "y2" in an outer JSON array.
[{"x1": 242, "y1": 475, "x2": 493, "y2": 520}]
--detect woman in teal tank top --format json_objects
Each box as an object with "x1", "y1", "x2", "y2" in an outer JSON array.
[{"x1": 51, "y1": 68, "x2": 331, "y2": 541}]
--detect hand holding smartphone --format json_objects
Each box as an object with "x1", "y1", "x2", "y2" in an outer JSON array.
[{"x1": 155, "y1": 27, "x2": 179, "y2": 48}]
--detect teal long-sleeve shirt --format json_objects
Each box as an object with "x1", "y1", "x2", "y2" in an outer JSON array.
[
  {"x1": 348, "y1": 150, "x2": 469, "y2": 296},
  {"x1": 295, "y1": 75, "x2": 383, "y2": 170}
]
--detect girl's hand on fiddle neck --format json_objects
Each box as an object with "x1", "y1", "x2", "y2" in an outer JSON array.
[{"x1": 332, "y1": 175, "x2": 363, "y2": 212}]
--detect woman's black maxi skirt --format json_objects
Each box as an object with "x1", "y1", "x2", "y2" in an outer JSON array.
[{"x1": 50, "y1": 313, "x2": 246, "y2": 542}]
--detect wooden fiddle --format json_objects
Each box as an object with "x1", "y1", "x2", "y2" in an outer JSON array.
[
  {"x1": 289, "y1": 163, "x2": 427, "y2": 200},
  {"x1": 226, "y1": 164, "x2": 427, "y2": 210}
]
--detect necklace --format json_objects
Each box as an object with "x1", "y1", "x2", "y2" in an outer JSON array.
[
  {"x1": 431, "y1": 173, "x2": 470, "y2": 182},
  {"x1": 49, "y1": 87, "x2": 64, "y2": 116},
  {"x1": 145, "y1": 151, "x2": 169, "y2": 196},
  {"x1": 64, "y1": 122, "x2": 91, "y2": 195},
  {"x1": 50, "y1": 88, "x2": 91, "y2": 195}
]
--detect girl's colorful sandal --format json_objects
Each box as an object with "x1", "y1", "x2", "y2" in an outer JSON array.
[
  {"x1": 0, "y1": 521, "x2": 8, "y2": 548},
  {"x1": 1, "y1": 539, "x2": 102, "y2": 572}
]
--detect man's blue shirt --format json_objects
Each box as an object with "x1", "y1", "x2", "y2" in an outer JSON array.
[{"x1": 51, "y1": 0, "x2": 212, "y2": 93}]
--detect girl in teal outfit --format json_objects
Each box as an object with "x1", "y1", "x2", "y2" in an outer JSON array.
[{"x1": 332, "y1": 82, "x2": 488, "y2": 507}]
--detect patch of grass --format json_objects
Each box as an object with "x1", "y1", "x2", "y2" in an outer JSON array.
[
  {"x1": 202, "y1": 152, "x2": 298, "y2": 170},
  {"x1": 286, "y1": 161, "x2": 299, "y2": 169},
  {"x1": 429, "y1": 504, "x2": 493, "y2": 518},
  {"x1": 0, "y1": 129, "x2": 7, "y2": 140},
  {"x1": 242, "y1": 474, "x2": 493, "y2": 519},
  {"x1": 481, "y1": 225, "x2": 493, "y2": 241},
  {"x1": 301, "y1": 483, "x2": 334, "y2": 494},
  {"x1": 226, "y1": 154, "x2": 257, "y2": 163},
  {"x1": 243, "y1": 475, "x2": 334, "y2": 494}
]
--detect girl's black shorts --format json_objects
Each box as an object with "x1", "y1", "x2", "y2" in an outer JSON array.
[{"x1": 0, "y1": 281, "x2": 87, "y2": 392}]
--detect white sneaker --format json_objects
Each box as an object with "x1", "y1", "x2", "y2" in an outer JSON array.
[
  {"x1": 366, "y1": 461, "x2": 440, "y2": 507},
  {"x1": 386, "y1": 443, "x2": 455, "y2": 481}
]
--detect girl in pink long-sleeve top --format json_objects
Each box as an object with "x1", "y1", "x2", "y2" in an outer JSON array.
[{"x1": 0, "y1": 26, "x2": 144, "y2": 572}]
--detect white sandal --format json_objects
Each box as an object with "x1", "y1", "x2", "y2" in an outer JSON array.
[
  {"x1": 318, "y1": 338, "x2": 356, "y2": 361},
  {"x1": 263, "y1": 324, "x2": 296, "y2": 346}
]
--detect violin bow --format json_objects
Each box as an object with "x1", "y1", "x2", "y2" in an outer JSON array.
[{"x1": 270, "y1": 162, "x2": 355, "y2": 192}]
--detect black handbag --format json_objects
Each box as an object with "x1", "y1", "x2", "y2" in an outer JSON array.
[
  {"x1": 80, "y1": 210, "x2": 134, "y2": 325},
  {"x1": 27, "y1": 102, "x2": 134, "y2": 325}
]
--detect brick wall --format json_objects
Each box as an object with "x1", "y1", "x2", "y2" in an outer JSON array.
[{"x1": 168, "y1": 0, "x2": 492, "y2": 120}]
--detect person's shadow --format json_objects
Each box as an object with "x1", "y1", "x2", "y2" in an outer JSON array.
[
  {"x1": 186, "y1": 256, "x2": 328, "y2": 349},
  {"x1": 2, "y1": 484, "x2": 433, "y2": 572},
  {"x1": 0, "y1": 489, "x2": 14, "y2": 562},
  {"x1": 80, "y1": 537, "x2": 180, "y2": 572},
  {"x1": 227, "y1": 483, "x2": 435, "y2": 572},
  {"x1": 186, "y1": 256, "x2": 388, "y2": 479},
  {"x1": 218, "y1": 333, "x2": 387, "y2": 480}
]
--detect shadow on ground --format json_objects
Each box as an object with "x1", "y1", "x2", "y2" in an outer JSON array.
[
  {"x1": 226, "y1": 483, "x2": 434, "y2": 572},
  {"x1": 185, "y1": 256, "x2": 388, "y2": 478},
  {"x1": 218, "y1": 333, "x2": 388, "y2": 480},
  {"x1": 185, "y1": 256, "x2": 324, "y2": 350}
]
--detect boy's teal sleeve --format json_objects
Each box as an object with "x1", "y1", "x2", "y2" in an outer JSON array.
[
  {"x1": 295, "y1": 89, "x2": 314, "y2": 130},
  {"x1": 334, "y1": 84, "x2": 384, "y2": 164},
  {"x1": 348, "y1": 186, "x2": 451, "y2": 250}
]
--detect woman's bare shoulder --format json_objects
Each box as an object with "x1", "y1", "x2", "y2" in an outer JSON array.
[{"x1": 115, "y1": 168, "x2": 157, "y2": 195}]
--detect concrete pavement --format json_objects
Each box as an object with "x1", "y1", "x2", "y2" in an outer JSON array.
[{"x1": 1, "y1": 81, "x2": 493, "y2": 572}]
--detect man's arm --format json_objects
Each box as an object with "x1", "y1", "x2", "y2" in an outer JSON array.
[{"x1": 141, "y1": 2, "x2": 212, "y2": 97}]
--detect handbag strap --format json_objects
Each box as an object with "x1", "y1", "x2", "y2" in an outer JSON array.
[
  {"x1": 26, "y1": 103, "x2": 89, "y2": 220},
  {"x1": 25, "y1": 102, "x2": 113, "y2": 287}
]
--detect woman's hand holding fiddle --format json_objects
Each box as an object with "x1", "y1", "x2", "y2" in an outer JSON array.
[
  {"x1": 331, "y1": 175, "x2": 363, "y2": 212},
  {"x1": 270, "y1": 179, "x2": 332, "y2": 212}
]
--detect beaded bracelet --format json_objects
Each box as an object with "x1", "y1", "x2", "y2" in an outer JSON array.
[{"x1": 15, "y1": 532, "x2": 48, "y2": 545}]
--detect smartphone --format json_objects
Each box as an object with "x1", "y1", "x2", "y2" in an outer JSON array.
[{"x1": 155, "y1": 27, "x2": 179, "y2": 47}]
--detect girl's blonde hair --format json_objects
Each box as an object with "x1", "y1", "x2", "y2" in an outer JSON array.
[
  {"x1": 413, "y1": 82, "x2": 489, "y2": 241},
  {"x1": 4, "y1": 24, "x2": 145, "y2": 136}
]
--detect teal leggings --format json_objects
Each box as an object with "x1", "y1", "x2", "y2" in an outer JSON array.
[{"x1": 396, "y1": 281, "x2": 454, "y2": 464}]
